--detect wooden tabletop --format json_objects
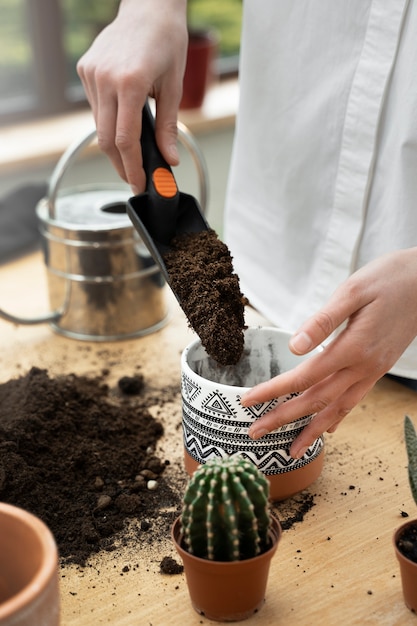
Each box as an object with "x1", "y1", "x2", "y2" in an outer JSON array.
[{"x1": 0, "y1": 251, "x2": 417, "y2": 626}]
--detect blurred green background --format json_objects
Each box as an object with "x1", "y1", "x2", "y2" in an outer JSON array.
[{"x1": 0, "y1": 0, "x2": 242, "y2": 108}]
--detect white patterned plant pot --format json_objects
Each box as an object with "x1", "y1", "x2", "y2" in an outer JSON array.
[{"x1": 181, "y1": 327, "x2": 324, "y2": 501}]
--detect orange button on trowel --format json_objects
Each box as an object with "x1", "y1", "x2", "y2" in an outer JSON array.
[{"x1": 152, "y1": 167, "x2": 178, "y2": 198}]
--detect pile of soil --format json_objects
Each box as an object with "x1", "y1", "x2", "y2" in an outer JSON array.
[
  {"x1": 0, "y1": 367, "x2": 316, "y2": 570},
  {"x1": 163, "y1": 230, "x2": 247, "y2": 366},
  {"x1": 0, "y1": 367, "x2": 182, "y2": 566}
]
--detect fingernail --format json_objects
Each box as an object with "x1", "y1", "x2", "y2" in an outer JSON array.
[
  {"x1": 169, "y1": 144, "x2": 179, "y2": 163},
  {"x1": 131, "y1": 185, "x2": 139, "y2": 196},
  {"x1": 248, "y1": 427, "x2": 269, "y2": 440},
  {"x1": 240, "y1": 392, "x2": 252, "y2": 407},
  {"x1": 292, "y1": 445, "x2": 308, "y2": 459},
  {"x1": 241, "y1": 392, "x2": 259, "y2": 407},
  {"x1": 290, "y1": 331, "x2": 313, "y2": 354}
]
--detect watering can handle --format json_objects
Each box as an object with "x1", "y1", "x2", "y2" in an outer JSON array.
[
  {"x1": 0, "y1": 113, "x2": 209, "y2": 326},
  {"x1": 48, "y1": 122, "x2": 208, "y2": 219}
]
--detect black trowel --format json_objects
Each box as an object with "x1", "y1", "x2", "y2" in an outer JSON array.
[{"x1": 126, "y1": 101, "x2": 209, "y2": 288}]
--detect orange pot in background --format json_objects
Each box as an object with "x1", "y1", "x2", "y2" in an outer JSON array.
[
  {"x1": 180, "y1": 30, "x2": 219, "y2": 110},
  {"x1": 0, "y1": 503, "x2": 60, "y2": 626},
  {"x1": 394, "y1": 519, "x2": 417, "y2": 613}
]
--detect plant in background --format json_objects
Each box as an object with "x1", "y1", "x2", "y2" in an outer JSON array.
[
  {"x1": 181, "y1": 455, "x2": 272, "y2": 561},
  {"x1": 394, "y1": 415, "x2": 417, "y2": 613},
  {"x1": 186, "y1": 0, "x2": 242, "y2": 58},
  {"x1": 404, "y1": 414, "x2": 417, "y2": 505}
]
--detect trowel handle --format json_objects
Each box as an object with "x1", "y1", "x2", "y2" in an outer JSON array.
[{"x1": 141, "y1": 102, "x2": 180, "y2": 207}]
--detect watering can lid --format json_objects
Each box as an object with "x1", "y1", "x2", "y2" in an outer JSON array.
[{"x1": 37, "y1": 186, "x2": 132, "y2": 232}]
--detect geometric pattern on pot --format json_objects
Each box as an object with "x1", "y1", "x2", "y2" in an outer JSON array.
[
  {"x1": 183, "y1": 419, "x2": 324, "y2": 475},
  {"x1": 201, "y1": 391, "x2": 237, "y2": 418},
  {"x1": 182, "y1": 396, "x2": 324, "y2": 475},
  {"x1": 241, "y1": 391, "x2": 298, "y2": 419},
  {"x1": 182, "y1": 373, "x2": 202, "y2": 403}
]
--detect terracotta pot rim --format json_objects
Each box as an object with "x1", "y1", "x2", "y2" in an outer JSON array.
[
  {"x1": 393, "y1": 517, "x2": 417, "y2": 558},
  {"x1": 0, "y1": 503, "x2": 58, "y2": 620},
  {"x1": 172, "y1": 514, "x2": 282, "y2": 567}
]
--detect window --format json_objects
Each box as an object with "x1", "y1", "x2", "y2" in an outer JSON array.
[{"x1": 0, "y1": 0, "x2": 241, "y2": 126}]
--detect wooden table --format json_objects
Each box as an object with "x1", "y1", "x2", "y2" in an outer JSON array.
[{"x1": 0, "y1": 252, "x2": 416, "y2": 626}]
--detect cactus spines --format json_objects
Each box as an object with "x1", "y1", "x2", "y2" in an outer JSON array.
[
  {"x1": 181, "y1": 455, "x2": 272, "y2": 561},
  {"x1": 404, "y1": 415, "x2": 417, "y2": 505}
]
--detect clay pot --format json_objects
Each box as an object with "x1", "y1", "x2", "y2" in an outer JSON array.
[
  {"x1": 180, "y1": 29, "x2": 218, "y2": 110},
  {"x1": 394, "y1": 519, "x2": 417, "y2": 612},
  {"x1": 181, "y1": 327, "x2": 325, "y2": 501},
  {"x1": 0, "y1": 503, "x2": 60, "y2": 626},
  {"x1": 172, "y1": 515, "x2": 281, "y2": 621},
  {"x1": 184, "y1": 450, "x2": 324, "y2": 502}
]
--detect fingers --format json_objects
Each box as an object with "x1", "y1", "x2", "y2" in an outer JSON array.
[
  {"x1": 79, "y1": 75, "x2": 180, "y2": 195},
  {"x1": 77, "y1": 56, "x2": 139, "y2": 189},
  {"x1": 113, "y1": 88, "x2": 148, "y2": 194},
  {"x1": 247, "y1": 367, "x2": 357, "y2": 440},
  {"x1": 288, "y1": 377, "x2": 371, "y2": 458},
  {"x1": 241, "y1": 341, "x2": 339, "y2": 406},
  {"x1": 289, "y1": 281, "x2": 366, "y2": 355},
  {"x1": 155, "y1": 97, "x2": 181, "y2": 166},
  {"x1": 246, "y1": 370, "x2": 372, "y2": 458},
  {"x1": 95, "y1": 97, "x2": 129, "y2": 185}
]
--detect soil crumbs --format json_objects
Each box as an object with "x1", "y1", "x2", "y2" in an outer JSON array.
[
  {"x1": 163, "y1": 230, "x2": 247, "y2": 366},
  {"x1": 0, "y1": 367, "x2": 316, "y2": 570},
  {"x1": 0, "y1": 367, "x2": 184, "y2": 567}
]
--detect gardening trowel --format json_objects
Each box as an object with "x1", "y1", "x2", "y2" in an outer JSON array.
[{"x1": 126, "y1": 101, "x2": 209, "y2": 289}]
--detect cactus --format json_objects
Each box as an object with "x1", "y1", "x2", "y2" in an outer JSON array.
[
  {"x1": 404, "y1": 415, "x2": 417, "y2": 506},
  {"x1": 181, "y1": 455, "x2": 272, "y2": 561}
]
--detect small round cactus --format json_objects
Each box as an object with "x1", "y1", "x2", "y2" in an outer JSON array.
[{"x1": 181, "y1": 455, "x2": 272, "y2": 561}]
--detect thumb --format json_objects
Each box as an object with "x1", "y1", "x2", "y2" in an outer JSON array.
[{"x1": 289, "y1": 292, "x2": 357, "y2": 355}]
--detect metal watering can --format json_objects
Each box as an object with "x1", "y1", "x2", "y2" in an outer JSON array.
[{"x1": 0, "y1": 123, "x2": 208, "y2": 341}]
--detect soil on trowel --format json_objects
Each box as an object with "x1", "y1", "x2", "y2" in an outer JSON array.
[
  {"x1": 0, "y1": 367, "x2": 182, "y2": 567},
  {"x1": 163, "y1": 229, "x2": 247, "y2": 366}
]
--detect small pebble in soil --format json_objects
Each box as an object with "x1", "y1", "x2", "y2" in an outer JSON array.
[{"x1": 118, "y1": 375, "x2": 145, "y2": 395}]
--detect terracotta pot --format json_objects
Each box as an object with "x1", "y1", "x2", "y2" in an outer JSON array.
[
  {"x1": 0, "y1": 503, "x2": 60, "y2": 626},
  {"x1": 181, "y1": 327, "x2": 325, "y2": 501},
  {"x1": 172, "y1": 515, "x2": 281, "y2": 621},
  {"x1": 180, "y1": 29, "x2": 218, "y2": 110},
  {"x1": 394, "y1": 519, "x2": 417, "y2": 612},
  {"x1": 184, "y1": 448, "x2": 324, "y2": 501}
]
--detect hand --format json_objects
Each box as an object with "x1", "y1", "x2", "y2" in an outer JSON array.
[
  {"x1": 241, "y1": 248, "x2": 417, "y2": 458},
  {"x1": 76, "y1": 0, "x2": 188, "y2": 193}
]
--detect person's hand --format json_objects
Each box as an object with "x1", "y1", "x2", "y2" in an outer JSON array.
[
  {"x1": 241, "y1": 248, "x2": 417, "y2": 458},
  {"x1": 76, "y1": 0, "x2": 188, "y2": 194}
]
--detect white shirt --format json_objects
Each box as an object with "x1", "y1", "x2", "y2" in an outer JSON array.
[{"x1": 225, "y1": 0, "x2": 417, "y2": 379}]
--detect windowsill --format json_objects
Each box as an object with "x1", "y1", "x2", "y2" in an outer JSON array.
[{"x1": 0, "y1": 79, "x2": 239, "y2": 173}]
